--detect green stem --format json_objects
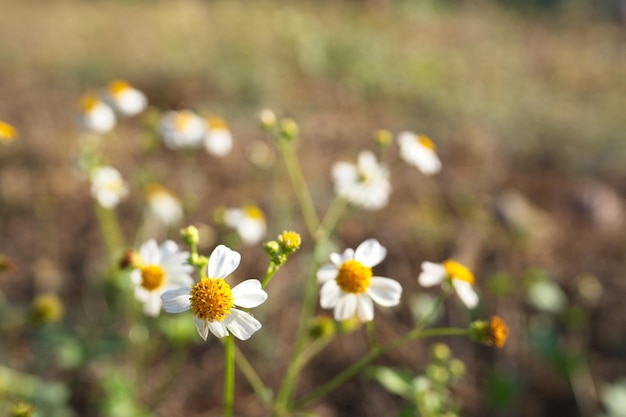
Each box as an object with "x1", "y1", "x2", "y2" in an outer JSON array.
[
  {"x1": 277, "y1": 141, "x2": 319, "y2": 238},
  {"x1": 261, "y1": 262, "x2": 280, "y2": 289},
  {"x1": 233, "y1": 344, "x2": 273, "y2": 406},
  {"x1": 318, "y1": 197, "x2": 348, "y2": 239},
  {"x1": 224, "y1": 334, "x2": 235, "y2": 417},
  {"x1": 294, "y1": 327, "x2": 470, "y2": 409},
  {"x1": 366, "y1": 321, "x2": 378, "y2": 349},
  {"x1": 94, "y1": 203, "x2": 125, "y2": 266}
]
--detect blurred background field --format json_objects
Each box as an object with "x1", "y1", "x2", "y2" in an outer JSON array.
[{"x1": 0, "y1": 0, "x2": 625, "y2": 416}]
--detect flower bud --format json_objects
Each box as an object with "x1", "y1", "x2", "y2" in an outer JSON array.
[
  {"x1": 278, "y1": 230, "x2": 301, "y2": 254},
  {"x1": 259, "y1": 109, "x2": 277, "y2": 132},
  {"x1": 180, "y1": 225, "x2": 200, "y2": 247},
  {"x1": 469, "y1": 315, "x2": 509, "y2": 348},
  {"x1": 279, "y1": 118, "x2": 299, "y2": 142},
  {"x1": 30, "y1": 293, "x2": 64, "y2": 325}
]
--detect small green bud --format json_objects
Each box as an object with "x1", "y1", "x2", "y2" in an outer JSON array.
[
  {"x1": 278, "y1": 230, "x2": 301, "y2": 254},
  {"x1": 431, "y1": 343, "x2": 451, "y2": 362},
  {"x1": 373, "y1": 129, "x2": 392, "y2": 147},
  {"x1": 448, "y1": 358, "x2": 466, "y2": 377},
  {"x1": 30, "y1": 293, "x2": 64, "y2": 325},
  {"x1": 259, "y1": 109, "x2": 277, "y2": 132},
  {"x1": 469, "y1": 316, "x2": 508, "y2": 348},
  {"x1": 264, "y1": 240, "x2": 280, "y2": 256},
  {"x1": 426, "y1": 364, "x2": 450, "y2": 385},
  {"x1": 279, "y1": 118, "x2": 299, "y2": 141},
  {"x1": 309, "y1": 315, "x2": 335, "y2": 339},
  {"x1": 337, "y1": 317, "x2": 361, "y2": 333},
  {"x1": 12, "y1": 402, "x2": 35, "y2": 417},
  {"x1": 180, "y1": 225, "x2": 200, "y2": 247}
]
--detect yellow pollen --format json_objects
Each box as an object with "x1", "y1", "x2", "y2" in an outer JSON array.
[
  {"x1": 417, "y1": 135, "x2": 436, "y2": 151},
  {"x1": 108, "y1": 80, "x2": 130, "y2": 96},
  {"x1": 243, "y1": 205, "x2": 265, "y2": 220},
  {"x1": 443, "y1": 260, "x2": 474, "y2": 285},
  {"x1": 489, "y1": 316, "x2": 509, "y2": 348},
  {"x1": 80, "y1": 95, "x2": 99, "y2": 112},
  {"x1": 190, "y1": 278, "x2": 234, "y2": 322},
  {"x1": 174, "y1": 111, "x2": 194, "y2": 131},
  {"x1": 140, "y1": 265, "x2": 165, "y2": 291},
  {"x1": 335, "y1": 259, "x2": 372, "y2": 294},
  {"x1": 0, "y1": 122, "x2": 16, "y2": 142},
  {"x1": 207, "y1": 116, "x2": 228, "y2": 130}
]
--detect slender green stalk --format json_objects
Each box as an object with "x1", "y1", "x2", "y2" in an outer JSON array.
[
  {"x1": 277, "y1": 141, "x2": 319, "y2": 238},
  {"x1": 233, "y1": 344, "x2": 273, "y2": 406},
  {"x1": 294, "y1": 327, "x2": 471, "y2": 409},
  {"x1": 94, "y1": 203, "x2": 125, "y2": 265},
  {"x1": 261, "y1": 262, "x2": 280, "y2": 288},
  {"x1": 318, "y1": 197, "x2": 348, "y2": 239},
  {"x1": 224, "y1": 334, "x2": 235, "y2": 417},
  {"x1": 366, "y1": 321, "x2": 378, "y2": 349}
]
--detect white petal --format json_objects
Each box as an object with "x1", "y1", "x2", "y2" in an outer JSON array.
[
  {"x1": 452, "y1": 280, "x2": 479, "y2": 309},
  {"x1": 161, "y1": 287, "x2": 191, "y2": 313},
  {"x1": 320, "y1": 280, "x2": 342, "y2": 309},
  {"x1": 418, "y1": 262, "x2": 446, "y2": 287},
  {"x1": 232, "y1": 279, "x2": 268, "y2": 308},
  {"x1": 367, "y1": 277, "x2": 402, "y2": 307},
  {"x1": 139, "y1": 239, "x2": 160, "y2": 264},
  {"x1": 224, "y1": 309, "x2": 262, "y2": 340},
  {"x1": 130, "y1": 269, "x2": 142, "y2": 285},
  {"x1": 356, "y1": 293, "x2": 374, "y2": 322},
  {"x1": 143, "y1": 293, "x2": 162, "y2": 317},
  {"x1": 207, "y1": 245, "x2": 241, "y2": 278},
  {"x1": 207, "y1": 320, "x2": 229, "y2": 339},
  {"x1": 317, "y1": 264, "x2": 338, "y2": 283},
  {"x1": 193, "y1": 316, "x2": 210, "y2": 340},
  {"x1": 354, "y1": 239, "x2": 387, "y2": 267},
  {"x1": 330, "y1": 248, "x2": 355, "y2": 266},
  {"x1": 334, "y1": 293, "x2": 357, "y2": 321}
]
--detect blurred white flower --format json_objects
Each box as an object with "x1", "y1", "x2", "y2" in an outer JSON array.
[
  {"x1": 397, "y1": 132, "x2": 441, "y2": 175},
  {"x1": 602, "y1": 378, "x2": 626, "y2": 417},
  {"x1": 527, "y1": 279, "x2": 567, "y2": 314},
  {"x1": 144, "y1": 184, "x2": 183, "y2": 226},
  {"x1": 104, "y1": 80, "x2": 147, "y2": 117},
  {"x1": 159, "y1": 110, "x2": 206, "y2": 149},
  {"x1": 130, "y1": 239, "x2": 194, "y2": 317},
  {"x1": 78, "y1": 94, "x2": 116, "y2": 133},
  {"x1": 223, "y1": 205, "x2": 267, "y2": 246},
  {"x1": 161, "y1": 245, "x2": 268, "y2": 341},
  {"x1": 332, "y1": 150, "x2": 391, "y2": 210},
  {"x1": 0, "y1": 121, "x2": 17, "y2": 143},
  {"x1": 204, "y1": 116, "x2": 233, "y2": 157},
  {"x1": 317, "y1": 239, "x2": 402, "y2": 322},
  {"x1": 90, "y1": 166, "x2": 128, "y2": 209},
  {"x1": 418, "y1": 260, "x2": 479, "y2": 309}
]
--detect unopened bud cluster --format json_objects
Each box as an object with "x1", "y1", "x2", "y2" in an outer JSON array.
[
  {"x1": 259, "y1": 109, "x2": 300, "y2": 143},
  {"x1": 264, "y1": 231, "x2": 302, "y2": 266},
  {"x1": 469, "y1": 315, "x2": 509, "y2": 348}
]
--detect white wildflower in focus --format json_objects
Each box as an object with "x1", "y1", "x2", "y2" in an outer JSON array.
[
  {"x1": 130, "y1": 239, "x2": 194, "y2": 317},
  {"x1": 332, "y1": 150, "x2": 390, "y2": 210},
  {"x1": 223, "y1": 205, "x2": 267, "y2": 246},
  {"x1": 204, "y1": 116, "x2": 233, "y2": 157},
  {"x1": 418, "y1": 260, "x2": 479, "y2": 309},
  {"x1": 159, "y1": 110, "x2": 206, "y2": 149},
  {"x1": 78, "y1": 94, "x2": 116, "y2": 133},
  {"x1": 0, "y1": 121, "x2": 17, "y2": 143},
  {"x1": 397, "y1": 131, "x2": 441, "y2": 175},
  {"x1": 145, "y1": 184, "x2": 183, "y2": 226},
  {"x1": 90, "y1": 166, "x2": 129, "y2": 209},
  {"x1": 161, "y1": 245, "x2": 268, "y2": 341},
  {"x1": 317, "y1": 239, "x2": 402, "y2": 322},
  {"x1": 104, "y1": 80, "x2": 147, "y2": 117},
  {"x1": 527, "y1": 279, "x2": 567, "y2": 314}
]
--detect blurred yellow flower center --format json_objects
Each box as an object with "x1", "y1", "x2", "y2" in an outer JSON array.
[
  {"x1": 335, "y1": 259, "x2": 372, "y2": 293},
  {"x1": 417, "y1": 135, "x2": 436, "y2": 151},
  {"x1": 108, "y1": 80, "x2": 130, "y2": 96},
  {"x1": 207, "y1": 116, "x2": 228, "y2": 130},
  {"x1": 443, "y1": 260, "x2": 474, "y2": 285},
  {"x1": 489, "y1": 316, "x2": 509, "y2": 348},
  {"x1": 140, "y1": 265, "x2": 165, "y2": 291},
  {"x1": 0, "y1": 122, "x2": 16, "y2": 141},
  {"x1": 278, "y1": 231, "x2": 301, "y2": 251},
  {"x1": 174, "y1": 112, "x2": 194, "y2": 131},
  {"x1": 81, "y1": 95, "x2": 99, "y2": 112},
  {"x1": 190, "y1": 278, "x2": 234, "y2": 322},
  {"x1": 243, "y1": 205, "x2": 264, "y2": 220}
]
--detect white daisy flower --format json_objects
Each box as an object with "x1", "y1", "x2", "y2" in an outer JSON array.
[
  {"x1": 78, "y1": 94, "x2": 116, "y2": 133},
  {"x1": 332, "y1": 150, "x2": 391, "y2": 211},
  {"x1": 0, "y1": 121, "x2": 17, "y2": 143},
  {"x1": 397, "y1": 131, "x2": 442, "y2": 175},
  {"x1": 144, "y1": 184, "x2": 183, "y2": 226},
  {"x1": 104, "y1": 80, "x2": 147, "y2": 117},
  {"x1": 317, "y1": 239, "x2": 402, "y2": 322},
  {"x1": 204, "y1": 116, "x2": 233, "y2": 157},
  {"x1": 223, "y1": 205, "x2": 267, "y2": 246},
  {"x1": 90, "y1": 166, "x2": 129, "y2": 209},
  {"x1": 418, "y1": 260, "x2": 479, "y2": 308},
  {"x1": 159, "y1": 110, "x2": 206, "y2": 149},
  {"x1": 130, "y1": 239, "x2": 194, "y2": 317},
  {"x1": 161, "y1": 245, "x2": 268, "y2": 341}
]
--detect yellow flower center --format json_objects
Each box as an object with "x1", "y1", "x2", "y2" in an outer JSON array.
[
  {"x1": 489, "y1": 316, "x2": 508, "y2": 348},
  {"x1": 108, "y1": 80, "x2": 130, "y2": 97},
  {"x1": 0, "y1": 122, "x2": 16, "y2": 142},
  {"x1": 174, "y1": 111, "x2": 194, "y2": 131},
  {"x1": 80, "y1": 95, "x2": 99, "y2": 112},
  {"x1": 243, "y1": 205, "x2": 265, "y2": 220},
  {"x1": 190, "y1": 278, "x2": 234, "y2": 322},
  {"x1": 207, "y1": 116, "x2": 228, "y2": 130},
  {"x1": 140, "y1": 265, "x2": 165, "y2": 291},
  {"x1": 417, "y1": 135, "x2": 436, "y2": 151},
  {"x1": 335, "y1": 259, "x2": 372, "y2": 294},
  {"x1": 443, "y1": 260, "x2": 474, "y2": 285}
]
